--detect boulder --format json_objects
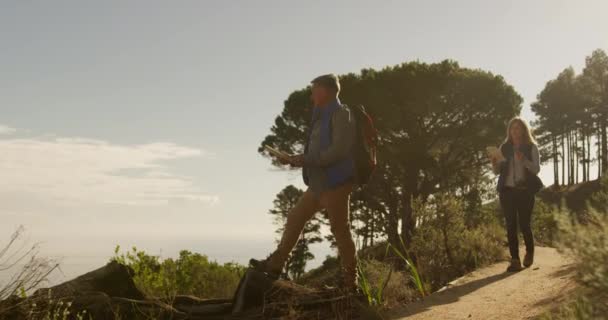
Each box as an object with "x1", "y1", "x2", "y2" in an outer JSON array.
[{"x1": 33, "y1": 261, "x2": 144, "y2": 300}]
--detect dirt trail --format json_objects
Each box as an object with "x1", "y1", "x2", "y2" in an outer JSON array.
[{"x1": 385, "y1": 246, "x2": 576, "y2": 320}]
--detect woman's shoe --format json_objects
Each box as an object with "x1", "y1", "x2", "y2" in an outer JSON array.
[
  {"x1": 506, "y1": 258, "x2": 523, "y2": 272},
  {"x1": 523, "y1": 252, "x2": 534, "y2": 268}
]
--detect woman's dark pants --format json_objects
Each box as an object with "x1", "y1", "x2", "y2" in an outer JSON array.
[{"x1": 499, "y1": 187, "x2": 535, "y2": 260}]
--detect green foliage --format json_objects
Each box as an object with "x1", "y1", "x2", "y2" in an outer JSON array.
[
  {"x1": 357, "y1": 258, "x2": 417, "y2": 309},
  {"x1": 411, "y1": 194, "x2": 506, "y2": 290},
  {"x1": 540, "y1": 208, "x2": 608, "y2": 319},
  {"x1": 296, "y1": 255, "x2": 340, "y2": 288},
  {"x1": 558, "y1": 211, "x2": 608, "y2": 315},
  {"x1": 531, "y1": 199, "x2": 560, "y2": 246},
  {"x1": 357, "y1": 260, "x2": 382, "y2": 307},
  {"x1": 357, "y1": 258, "x2": 390, "y2": 307},
  {"x1": 357, "y1": 241, "x2": 414, "y2": 307},
  {"x1": 112, "y1": 245, "x2": 245, "y2": 301},
  {"x1": 532, "y1": 48, "x2": 608, "y2": 186},
  {"x1": 589, "y1": 175, "x2": 608, "y2": 212},
  {"x1": 351, "y1": 196, "x2": 384, "y2": 249},
  {"x1": 459, "y1": 222, "x2": 506, "y2": 270},
  {"x1": 540, "y1": 178, "x2": 608, "y2": 319},
  {"x1": 387, "y1": 241, "x2": 426, "y2": 298},
  {"x1": 41, "y1": 301, "x2": 75, "y2": 320},
  {"x1": 538, "y1": 296, "x2": 599, "y2": 320},
  {"x1": 22, "y1": 298, "x2": 90, "y2": 320}
]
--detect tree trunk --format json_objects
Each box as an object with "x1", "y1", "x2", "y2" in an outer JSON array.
[
  {"x1": 441, "y1": 224, "x2": 454, "y2": 268},
  {"x1": 553, "y1": 135, "x2": 559, "y2": 185},
  {"x1": 598, "y1": 124, "x2": 602, "y2": 179},
  {"x1": 587, "y1": 132, "x2": 591, "y2": 181},
  {"x1": 572, "y1": 130, "x2": 577, "y2": 184},
  {"x1": 565, "y1": 131, "x2": 572, "y2": 185},
  {"x1": 582, "y1": 129, "x2": 587, "y2": 182},
  {"x1": 400, "y1": 189, "x2": 415, "y2": 246},
  {"x1": 576, "y1": 129, "x2": 580, "y2": 184},
  {"x1": 370, "y1": 209, "x2": 375, "y2": 247},
  {"x1": 386, "y1": 200, "x2": 400, "y2": 247},
  {"x1": 562, "y1": 133, "x2": 566, "y2": 186},
  {"x1": 602, "y1": 118, "x2": 607, "y2": 175}
]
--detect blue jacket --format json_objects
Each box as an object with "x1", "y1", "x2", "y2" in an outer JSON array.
[{"x1": 302, "y1": 99, "x2": 355, "y2": 190}]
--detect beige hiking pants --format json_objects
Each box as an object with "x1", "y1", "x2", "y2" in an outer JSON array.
[{"x1": 268, "y1": 183, "x2": 357, "y2": 287}]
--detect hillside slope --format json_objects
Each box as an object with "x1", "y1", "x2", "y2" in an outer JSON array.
[{"x1": 537, "y1": 179, "x2": 601, "y2": 212}]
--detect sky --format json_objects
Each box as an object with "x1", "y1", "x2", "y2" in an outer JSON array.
[{"x1": 1, "y1": 0, "x2": 607, "y2": 284}]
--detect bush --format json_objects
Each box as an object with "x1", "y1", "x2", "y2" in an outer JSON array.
[
  {"x1": 112, "y1": 246, "x2": 245, "y2": 301},
  {"x1": 540, "y1": 205, "x2": 608, "y2": 320},
  {"x1": 357, "y1": 259, "x2": 417, "y2": 309},
  {"x1": 557, "y1": 210, "x2": 608, "y2": 318},
  {"x1": 458, "y1": 222, "x2": 506, "y2": 270},
  {"x1": 297, "y1": 255, "x2": 339, "y2": 288},
  {"x1": 538, "y1": 296, "x2": 598, "y2": 320},
  {"x1": 589, "y1": 175, "x2": 608, "y2": 212},
  {"x1": 531, "y1": 199, "x2": 560, "y2": 246},
  {"x1": 411, "y1": 194, "x2": 506, "y2": 290}
]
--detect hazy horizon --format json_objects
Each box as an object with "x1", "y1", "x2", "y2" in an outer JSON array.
[{"x1": 1, "y1": 1, "x2": 607, "y2": 284}]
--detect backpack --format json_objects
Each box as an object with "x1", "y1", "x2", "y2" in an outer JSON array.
[{"x1": 345, "y1": 104, "x2": 378, "y2": 184}]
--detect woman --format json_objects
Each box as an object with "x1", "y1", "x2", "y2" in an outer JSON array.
[{"x1": 491, "y1": 117, "x2": 541, "y2": 272}]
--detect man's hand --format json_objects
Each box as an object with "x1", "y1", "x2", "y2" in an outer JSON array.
[
  {"x1": 277, "y1": 154, "x2": 304, "y2": 167},
  {"x1": 287, "y1": 154, "x2": 304, "y2": 167}
]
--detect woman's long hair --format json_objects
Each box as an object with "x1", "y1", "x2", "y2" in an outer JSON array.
[{"x1": 503, "y1": 117, "x2": 537, "y2": 145}]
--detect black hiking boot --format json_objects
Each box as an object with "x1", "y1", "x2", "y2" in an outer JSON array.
[
  {"x1": 523, "y1": 251, "x2": 534, "y2": 268},
  {"x1": 506, "y1": 258, "x2": 523, "y2": 272},
  {"x1": 248, "y1": 256, "x2": 281, "y2": 280}
]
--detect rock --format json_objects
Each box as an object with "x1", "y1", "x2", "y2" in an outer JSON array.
[
  {"x1": 0, "y1": 262, "x2": 188, "y2": 320},
  {"x1": 33, "y1": 261, "x2": 144, "y2": 300}
]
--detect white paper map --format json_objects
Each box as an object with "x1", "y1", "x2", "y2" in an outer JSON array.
[
  {"x1": 486, "y1": 146, "x2": 506, "y2": 162},
  {"x1": 264, "y1": 145, "x2": 291, "y2": 161}
]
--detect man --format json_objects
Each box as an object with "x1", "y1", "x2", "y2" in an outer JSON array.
[{"x1": 252, "y1": 74, "x2": 359, "y2": 290}]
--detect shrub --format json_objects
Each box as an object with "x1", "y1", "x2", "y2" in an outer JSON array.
[
  {"x1": 0, "y1": 227, "x2": 59, "y2": 300},
  {"x1": 357, "y1": 259, "x2": 417, "y2": 309},
  {"x1": 589, "y1": 175, "x2": 608, "y2": 212},
  {"x1": 531, "y1": 199, "x2": 560, "y2": 246},
  {"x1": 556, "y1": 210, "x2": 608, "y2": 318},
  {"x1": 540, "y1": 205, "x2": 608, "y2": 320},
  {"x1": 297, "y1": 255, "x2": 339, "y2": 288},
  {"x1": 411, "y1": 194, "x2": 506, "y2": 291},
  {"x1": 112, "y1": 246, "x2": 245, "y2": 301}
]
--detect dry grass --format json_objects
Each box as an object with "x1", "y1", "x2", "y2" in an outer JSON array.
[
  {"x1": 0, "y1": 227, "x2": 59, "y2": 300},
  {"x1": 0, "y1": 226, "x2": 60, "y2": 317}
]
